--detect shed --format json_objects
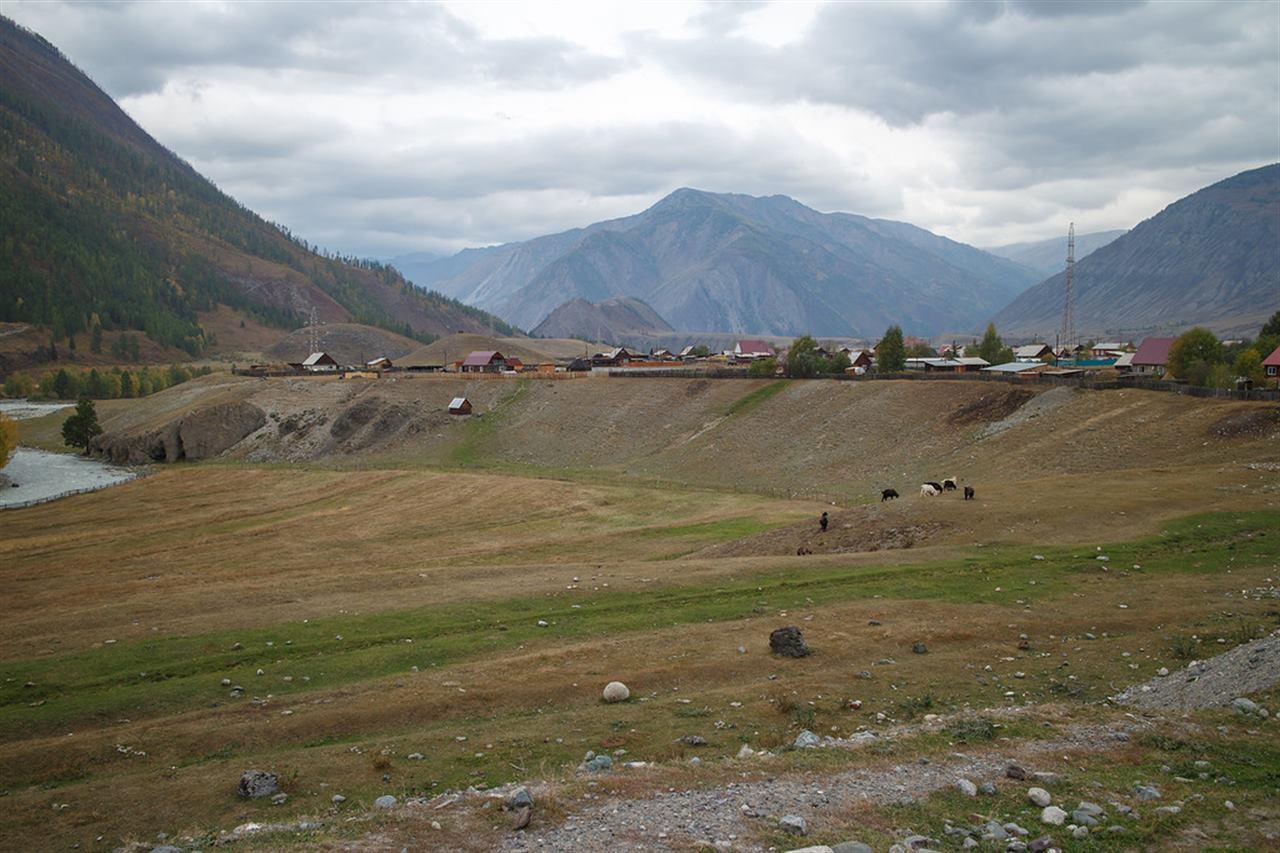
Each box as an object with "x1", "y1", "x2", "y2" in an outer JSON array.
[
  {"x1": 1113, "y1": 351, "x2": 1136, "y2": 372},
  {"x1": 448, "y1": 397, "x2": 473, "y2": 415},
  {"x1": 840, "y1": 348, "x2": 873, "y2": 369},
  {"x1": 981, "y1": 361, "x2": 1046, "y2": 375},
  {"x1": 366, "y1": 356, "x2": 393, "y2": 369}
]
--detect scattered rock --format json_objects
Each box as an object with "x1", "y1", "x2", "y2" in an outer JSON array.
[
  {"x1": 237, "y1": 769, "x2": 279, "y2": 799},
  {"x1": 270, "y1": 793, "x2": 288, "y2": 805},
  {"x1": 1135, "y1": 785, "x2": 1162, "y2": 801},
  {"x1": 374, "y1": 795, "x2": 397, "y2": 809},
  {"x1": 793, "y1": 730, "x2": 821, "y2": 749},
  {"x1": 583, "y1": 754, "x2": 613, "y2": 772},
  {"x1": 510, "y1": 787, "x2": 534, "y2": 809},
  {"x1": 912, "y1": 642, "x2": 928, "y2": 654},
  {"x1": 1028, "y1": 837, "x2": 1054, "y2": 853},
  {"x1": 978, "y1": 782, "x2": 998, "y2": 796},
  {"x1": 956, "y1": 778, "x2": 977, "y2": 797},
  {"x1": 1155, "y1": 805, "x2": 1182, "y2": 816},
  {"x1": 779, "y1": 814, "x2": 808, "y2": 835},
  {"x1": 1232, "y1": 697, "x2": 1264, "y2": 717},
  {"x1": 331, "y1": 794, "x2": 345, "y2": 804},
  {"x1": 1006, "y1": 763, "x2": 1028, "y2": 780},
  {"x1": 407, "y1": 752, "x2": 424, "y2": 760},
  {"x1": 1040, "y1": 806, "x2": 1067, "y2": 825},
  {"x1": 602, "y1": 681, "x2": 630, "y2": 703},
  {"x1": 831, "y1": 843, "x2": 874, "y2": 853},
  {"x1": 1028, "y1": 787, "x2": 1052, "y2": 807},
  {"x1": 770, "y1": 626, "x2": 811, "y2": 658},
  {"x1": 678, "y1": 735, "x2": 707, "y2": 746}
]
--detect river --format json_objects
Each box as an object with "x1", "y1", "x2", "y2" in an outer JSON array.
[{"x1": 0, "y1": 399, "x2": 139, "y2": 509}]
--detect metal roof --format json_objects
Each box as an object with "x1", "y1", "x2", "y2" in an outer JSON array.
[
  {"x1": 982, "y1": 361, "x2": 1043, "y2": 373},
  {"x1": 1264, "y1": 345, "x2": 1280, "y2": 368},
  {"x1": 1132, "y1": 336, "x2": 1176, "y2": 366},
  {"x1": 302, "y1": 352, "x2": 335, "y2": 365},
  {"x1": 462, "y1": 350, "x2": 503, "y2": 367},
  {"x1": 449, "y1": 397, "x2": 469, "y2": 408}
]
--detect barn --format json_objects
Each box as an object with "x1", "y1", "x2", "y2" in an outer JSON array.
[{"x1": 448, "y1": 397, "x2": 473, "y2": 415}]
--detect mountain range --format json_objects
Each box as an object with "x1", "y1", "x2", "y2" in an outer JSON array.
[
  {"x1": 0, "y1": 17, "x2": 513, "y2": 355},
  {"x1": 992, "y1": 164, "x2": 1280, "y2": 339},
  {"x1": 984, "y1": 229, "x2": 1127, "y2": 277},
  {"x1": 401, "y1": 189, "x2": 1043, "y2": 337}
]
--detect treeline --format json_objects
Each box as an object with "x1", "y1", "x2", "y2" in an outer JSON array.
[
  {"x1": 2, "y1": 364, "x2": 213, "y2": 401},
  {"x1": 1164, "y1": 313, "x2": 1280, "y2": 388}
]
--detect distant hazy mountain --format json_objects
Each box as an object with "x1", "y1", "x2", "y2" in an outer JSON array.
[
  {"x1": 532, "y1": 297, "x2": 673, "y2": 341},
  {"x1": 0, "y1": 18, "x2": 513, "y2": 354},
  {"x1": 992, "y1": 164, "x2": 1280, "y2": 340},
  {"x1": 984, "y1": 230, "x2": 1127, "y2": 277},
  {"x1": 414, "y1": 189, "x2": 1042, "y2": 337}
]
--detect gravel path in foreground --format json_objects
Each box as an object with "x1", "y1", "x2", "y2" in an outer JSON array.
[{"x1": 500, "y1": 721, "x2": 1139, "y2": 852}]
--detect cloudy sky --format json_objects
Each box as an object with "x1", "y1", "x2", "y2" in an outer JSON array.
[{"x1": 8, "y1": 0, "x2": 1278, "y2": 259}]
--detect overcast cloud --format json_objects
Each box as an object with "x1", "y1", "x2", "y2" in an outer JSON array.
[{"x1": 7, "y1": 0, "x2": 1277, "y2": 259}]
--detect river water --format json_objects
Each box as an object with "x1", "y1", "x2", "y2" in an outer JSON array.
[{"x1": 0, "y1": 399, "x2": 138, "y2": 509}]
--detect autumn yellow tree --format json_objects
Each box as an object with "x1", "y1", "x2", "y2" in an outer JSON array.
[{"x1": 0, "y1": 413, "x2": 17, "y2": 469}]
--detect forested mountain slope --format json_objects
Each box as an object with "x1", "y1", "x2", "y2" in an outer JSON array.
[{"x1": 0, "y1": 17, "x2": 513, "y2": 355}]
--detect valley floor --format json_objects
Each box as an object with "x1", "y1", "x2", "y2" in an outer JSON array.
[{"x1": 1, "y1": 378, "x2": 1278, "y2": 850}]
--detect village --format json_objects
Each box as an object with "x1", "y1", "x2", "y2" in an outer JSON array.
[{"x1": 256, "y1": 333, "x2": 1280, "y2": 395}]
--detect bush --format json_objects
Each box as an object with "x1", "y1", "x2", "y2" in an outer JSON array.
[
  {"x1": 0, "y1": 413, "x2": 16, "y2": 469},
  {"x1": 747, "y1": 357, "x2": 778, "y2": 377}
]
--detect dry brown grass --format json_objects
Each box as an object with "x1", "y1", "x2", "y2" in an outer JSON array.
[{"x1": 1, "y1": 381, "x2": 1278, "y2": 849}]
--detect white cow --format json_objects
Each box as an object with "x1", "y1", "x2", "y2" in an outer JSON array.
[{"x1": 920, "y1": 483, "x2": 940, "y2": 497}]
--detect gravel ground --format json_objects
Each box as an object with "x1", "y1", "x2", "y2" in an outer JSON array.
[
  {"x1": 498, "y1": 720, "x2": 1140, "y2": 852},
  {"x1": 977, "y1": 386, "x2": 1076, "y2": 439},
  {"x1": 1113, "y1": 630, "x2": 1280, "y2": 711}
]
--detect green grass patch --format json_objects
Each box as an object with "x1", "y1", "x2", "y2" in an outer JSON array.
[
  {"x1": 722, "y1": 379, "x2": 789, "y2": 417},
  {"x1": 1, "y1": 509, "x2": 1277, "y2": 761},
  {"x1": 448, "y1": 379, "x2": 529, "y2": 467}
]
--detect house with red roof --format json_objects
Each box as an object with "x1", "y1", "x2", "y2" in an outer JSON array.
[
  {"x1": 734, "y1": 339, "x2": 775, "y2": 359},
  {"x1": 460, "y1": 350, "x2": 506, "y2": 373},
  {"x1": 1131, "y1": 336, "x2": 1176, "y2": 377},
  {"x1": 1263, "y1": 344, "x2": 1280, "y2": 382}
]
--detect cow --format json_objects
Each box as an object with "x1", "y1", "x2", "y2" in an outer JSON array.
[
  {"x1": 963, "y1": 485, "x2": 975, "y2": 500},
  {"x1": 942, "y1": 477, "x2": 958, "y2": 491},
  {"x1": 920, "y1": 483, "x2": 940, "y2": 497},
  {"x1": 881, "y1": 488, "x2": 899, "y2": 501},
  {"x1": 819, "y1": 511, "x2": 829, "y2": 532},
  {"x1": 796, "y1": 546, "x2": 813, "y2": 556},
  {"x1": 925, "y1": 481, "x2": 944, "y2": 493}
]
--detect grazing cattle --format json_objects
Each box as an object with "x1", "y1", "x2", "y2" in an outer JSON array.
[
  {"x1": 920, "y1": 483, "x2": 940, "y2": 497},
  {"x1": 925, "y1": 481, "x2": 944, "y2": 493},
  {"x1": 942, "y1": 477, "x2": 958, "y2": 491},
  {"x1": 963, "y1": 485, "x2": 975, "y2": 500},
  {"x1": 819, "y1": 511, "x2": 829, "y2": 532},
  {"x1": 881, "y1": 488, "x2": 899, "y2": 501},
  {"x1": 796, "y1": 546, "x2": 813, "y2": 556}
]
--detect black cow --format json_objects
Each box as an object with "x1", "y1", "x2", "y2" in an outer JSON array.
[
  {"x1": 963, "y1": 485, "x2": 975, "y2": 500},
  {"x1": 942, "y1": 477, "x2": 958, "y2": 491},
  {"x1": 819, "y1": 511, "x2": 829, "y2": 531},
  {"x1": 881, "y1": 488, "x2": 899, "y2": 501}
]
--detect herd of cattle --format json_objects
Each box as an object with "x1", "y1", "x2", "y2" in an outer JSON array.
[{"x1": 880, "y1": 477, "x2": 975, "y2": 501}]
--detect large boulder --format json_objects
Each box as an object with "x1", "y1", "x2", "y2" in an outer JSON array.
[
  {"x1": 237, "y1": 769, "x2": 279, "y2": 799},
  {"x1": 770, "y1": 626, "x2": 810, "y2": 657},
  {"x1": 602, "y1": 681, "x2": 630, "y2": 703}
]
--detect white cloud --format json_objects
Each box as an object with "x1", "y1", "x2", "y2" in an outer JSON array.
[{"x1": 6, "y1": 0, "x2": 1276, "y2": 257}]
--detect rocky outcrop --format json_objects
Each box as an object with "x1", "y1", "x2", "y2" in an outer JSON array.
[{"x1": 94, "y1": 401, "x2": 266, "y2": 464}]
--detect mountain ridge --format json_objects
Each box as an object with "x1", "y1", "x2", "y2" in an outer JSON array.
[
  {"x1": 409, "y1": 188, "x2": 1042, "y2": 337},
  {"x1": 991, "y1": 164, "x2": 1280, "y2": 339},
  {"x1": 984, "y1": 229, "x2": 1127, "y2": 277}
]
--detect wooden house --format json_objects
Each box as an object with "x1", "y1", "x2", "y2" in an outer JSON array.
[
  {"x1": 448, "y1": 397, "x2": 473, "y2": 415},
  {"x1": 460, "y1": 351, "x2": 507, "y2": 373}
]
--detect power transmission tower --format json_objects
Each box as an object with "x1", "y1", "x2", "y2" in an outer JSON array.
[
  {"x1": 1060, "y1": 222, "x2": 1076, "y2": 349},
  {"x1": 307, "y1": 307, "x2": 319, "y2": 354}
]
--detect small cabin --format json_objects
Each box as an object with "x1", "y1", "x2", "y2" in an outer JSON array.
[
  {"x1": 448, "y1": 397, "x2": 473, "y2": 415},
  {"x1": 289, "y1": 351, "x2": 340, "y2": 372},
  {"x1": 366, "y1": 356, "x2": 393, "y2": 369}
]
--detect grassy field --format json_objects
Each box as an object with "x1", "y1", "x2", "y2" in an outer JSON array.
[{"x1": 2, "y1": 380, "x2": 1279, "y2": 850}]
